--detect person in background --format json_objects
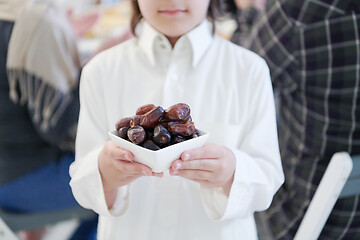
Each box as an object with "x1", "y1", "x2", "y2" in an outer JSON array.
[
  {"x1": 225, "y1": 0, "x2": 360, "y2": 239},
  {"x1": 0, "y1": 0, "x2": 97, "y2": 239},
  {"x1": 89, "y1": 28, "x2": 133, "y2": 58},
  {"x1": 69, "y1": 0, "x2": 284, "y2": 239},
  {"x1": 224, "y1": 0, "x2": 266, "y2": 46}
]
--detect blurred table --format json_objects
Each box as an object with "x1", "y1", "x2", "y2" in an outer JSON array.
[{"x1": 76, "y1": 0, "x2": 131, "y2": 63}]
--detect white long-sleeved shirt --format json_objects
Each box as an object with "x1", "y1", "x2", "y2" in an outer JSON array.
[{"x1": 69, "y1": 20, "x2": 284, "y2": 240}]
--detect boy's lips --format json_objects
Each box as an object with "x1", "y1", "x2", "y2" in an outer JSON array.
[{"x1": 158, "y1": 9, "x2": 187, "y2": 15}]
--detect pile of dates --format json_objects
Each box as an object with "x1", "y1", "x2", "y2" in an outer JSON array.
[{"x1": 115, "y1": 103, "x2": 201, "y2": 151}]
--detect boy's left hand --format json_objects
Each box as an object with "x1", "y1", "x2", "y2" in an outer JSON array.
[{"x1": 169, "y1": 142, "x2": 236, "y2": 195}]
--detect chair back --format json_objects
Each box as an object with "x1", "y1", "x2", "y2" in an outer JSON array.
[
  {"x1": 294, "y1": 152, "x2": 354, "y2": 240},
  {"x1": 0, "y1": 217, "x2": 18, "y2": 240},
  {"x1": 0, "y1": 205, "x2": 96, "y2": 236},
  {"x1": 339, "y1": 155, "x2": 360, "y2": 198}
]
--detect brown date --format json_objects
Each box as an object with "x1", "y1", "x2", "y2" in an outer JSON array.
[
  {"x1": 136, "y1": 104, "x2": 155, "y2": 115},
  {"x1": 159, "y1": 120, "x2": 169, "y2": 128},
  {"x1": 153, "y1": 124, "x2": 171, "y2": 147},
  {"x1": 140, "y1": 106, "x2": 164, "y2": 128},
  {"x1": 171, "y1": 135, "x2": 187, "y2": 144},
  {"x1": 146, "y1": 129, "x2": 154, "y2": 139},
  {"x1": 142, "y1": 140, "x2": 161, "y2": 151},
  {"x1": 115, "y1": 117, "x2": 132, "y2": 131},
  {"x1": 127, "y1": 126, "x2": 146, "y2": 145},
  {"x1": 118, "y1": 127, "x2": 129, "y2": 139},
  {"x1": 164, "y1": 103, "x2": 190, "y2": 121},
  {"x1": 114, "y1": 103, "x2": 199, "y2": 149},
  {"x1": 189, "y1": 129, "x2": 201, "y2": 138},
  {"x1": 168, "y1": 121, "x2": 195, "y2": 136},
  {"x1": 130, "y1": 115, "x2": 141, "y2": 128}
]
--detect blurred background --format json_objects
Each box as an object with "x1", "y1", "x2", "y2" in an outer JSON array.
[{"x1": 0, "y1": 1, "x2": 236, "y2": 240}]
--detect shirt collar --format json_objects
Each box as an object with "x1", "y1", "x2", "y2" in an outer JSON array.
[
  {"x1": 186, "y1": 19, "x2": 213, "y2": 67},
  {"x1": 138, "y1": 19, "x2": 213, "y2": 67}
]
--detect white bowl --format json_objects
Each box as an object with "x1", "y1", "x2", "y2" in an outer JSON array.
[{"x1": 108, "y1": 129, "x2": 209, "y2": 173}]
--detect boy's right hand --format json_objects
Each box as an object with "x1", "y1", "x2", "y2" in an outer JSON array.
[{"x1": 98, "y1": 141, "x2": 162, "y2": 208}]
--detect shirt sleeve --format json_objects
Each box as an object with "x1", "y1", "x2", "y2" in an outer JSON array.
[
  {"x1": 200, "y1": 59, "x2": 284, "y2": 221},
  {"x1": 69, "y1": 59, "x2": 129, "y2": 217}
]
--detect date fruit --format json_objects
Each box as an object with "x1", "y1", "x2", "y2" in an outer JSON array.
[
  {"x1": 142, "y1": 140, "x2": 161, "y2": 151},
  {"x1": 127, "y1": 126, "x2": 146, "y2": 145},
  {"x1": 136, "y1": 104, "x2": 155, "y2": 115},
  {"x1": 153, "y1": 124, "x2": 171, "y2": 147},
  {"x1": 130, "y1": 115, "x2": 141, "y2": 128},
  {"x1": 115, "y1": 117, "x2": 132, "y2": 131},
  {"x1": 164, "y1": 103, "x2": 190, "y2": 121},
  {"x1": 118, "y1": 127, "x2": 129, "y2": 139},
  {"x1": 168, "y1": 121, "x2": 195, "y2": 136},
  {"x1": 171, "y1": 135, "x2": 187, "y2": 144},
  {"x1": 190, "y1": 129, "x2": 201, "y2": 138},
  {"x1": 140, "y1": 106, "x2": 164, "y2": 128},
  {"x1": 114, "y1": 103, "x2": 201, "y2": 150}
]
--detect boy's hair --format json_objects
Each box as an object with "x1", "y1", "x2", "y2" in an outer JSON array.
[{"x1": 130, "y1": 0, "x2": 223, "y2": 36}]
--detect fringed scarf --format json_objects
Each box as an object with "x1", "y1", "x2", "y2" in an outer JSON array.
[{"x1": 0, "y1": 0, "x2": 80, "y2": 132}]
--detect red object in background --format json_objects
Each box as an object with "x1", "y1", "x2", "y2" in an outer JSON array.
[
  {"x1": 68, "y1": 10, "x2": 102, "y2": 38},
  {"x1": 90, "y1": 27, "x2": 134, "y2": 57}
]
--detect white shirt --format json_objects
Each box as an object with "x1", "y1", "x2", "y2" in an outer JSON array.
[{"x1": 69, "y1": 20, "x2": 284, "y2": 240}]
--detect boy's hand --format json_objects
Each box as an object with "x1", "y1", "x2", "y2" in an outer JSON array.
[
  {"x1": 99, "y1": 141, "x2": 163, "y2": 208},
  {"x1": 169, "y1": 142, "x2": 236, "y2": 196}
]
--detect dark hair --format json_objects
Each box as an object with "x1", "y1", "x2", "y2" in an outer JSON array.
[{"x1": 130, "y1": 0, "x2": 224, "y2": 36}]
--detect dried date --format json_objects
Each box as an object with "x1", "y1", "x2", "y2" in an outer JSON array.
[
  {"x1": 136, "y1": 104, "x2": 155, "y2": 115},
  {"x1": 118, "y1": 127, "x2": 129, "y2": 139},
  {"x1": 168, "y1": 121, "x2": 195, "y2": 136},
  {"x1": 140, "y1": 106, "x2": 164, "y2": 128},
  {"x1": 130, "y1": 115, "x2": 141, "y2": 128},
  {"x1": 114, "y1": 103, "x2": 200, "y2": 149},
  {"x1": 171, "y1": 135, "x2": 187, "y2": 144},
  {"x1": 190, "y1": 129, "x2": 201, "y2": 138},
  {"x1": 127, "y1": 126, "x2": 146, "y2": 145},
  {"x1": 164, "y1": 103, "x2": 190, "y2": 121},
  {"x1": 142, "y1": 140, "x2": 161, "y2": 151},
  {"x1": 153, "y1": 124, "x2": 171, "y2": 147},
  {"x1": 115, "y1": 117, "x2": 132, "y2": 131}
]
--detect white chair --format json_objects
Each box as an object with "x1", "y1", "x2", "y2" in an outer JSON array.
[
  {"x1": 0, "y1": 217, "x2": 18, "y2": 240},
  {"x1": 0, "y1": 206, "x2": 96, "y2": 240},
  {"x1": 294, "y1": 152, "x2": 360, "y2": 240}
]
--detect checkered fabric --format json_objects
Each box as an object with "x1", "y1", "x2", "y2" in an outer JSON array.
[{"x1": 231, "y1": 0, "x2": 360, "y2": 239}]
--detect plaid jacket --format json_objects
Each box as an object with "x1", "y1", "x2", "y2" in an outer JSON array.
[{"x1": 230, "y1": 0, "x2": 360, "y2": 239}]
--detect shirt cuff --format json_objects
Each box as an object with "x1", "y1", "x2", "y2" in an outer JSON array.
[
  {"x1": 70, "y1": 146, "x2": 130, "y2": 218},
  {"x1": 200, "y1": 148, "x2": 253, "y2": 221},
  {"x1": 200, "y1": 186, "x2": 228, "y2": 221},
  {"x1": 108, "y1": 185, "x2": 130, "y2": 216}
]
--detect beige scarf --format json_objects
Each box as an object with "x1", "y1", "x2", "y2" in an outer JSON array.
[{"x1": 0, "y1": 0, "x2": 80, "y2": 132}]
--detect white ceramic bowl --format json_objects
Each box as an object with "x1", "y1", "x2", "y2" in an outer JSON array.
[{"x1": 108, "y1": 129, "x2": 209, "y2": 173}]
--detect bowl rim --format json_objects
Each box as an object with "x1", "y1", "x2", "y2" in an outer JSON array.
[{"x1": 108, "y1": 129, "x2": 209, "y2": 153}]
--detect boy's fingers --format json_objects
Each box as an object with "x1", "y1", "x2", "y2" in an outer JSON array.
[
  {"x1": 171, "y1": 159, "x2": 216, "y2": 171},
  {"x1": 108, "y1": 141, "x2": 134, "y2": 162},
  {"x1": 113, "y1": 160, "x2": 152, "y2": 176},
  {"x1": 180, "y1": 143, "x2": 222, "y2": 161}
]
